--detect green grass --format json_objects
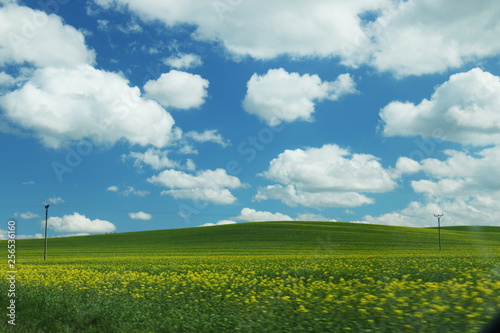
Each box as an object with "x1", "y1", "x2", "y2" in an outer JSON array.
[
  {"x1": 11, "y1": 221, "x2": 500, "y2": 258},
  {"x1": 2, "y1": 221, "x2": 500, "y2": 332}
]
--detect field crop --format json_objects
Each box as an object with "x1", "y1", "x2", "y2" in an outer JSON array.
[{"x1": 1, "y1": 222, "x2": 500, "y2": 332}]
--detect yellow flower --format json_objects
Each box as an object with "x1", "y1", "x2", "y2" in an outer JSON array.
[{"x1": 297, "y1": 305, "x2": 309, "y2": 313}]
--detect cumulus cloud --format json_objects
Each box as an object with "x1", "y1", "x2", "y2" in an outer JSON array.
[
  {"x1": 412, "y1": 147, "x2": 500, "y2": 197},
  {"x1": 256, "y1": 144, "x2": 397, "y2": 208},
  {"x1": 144, "y1": 70, "x2": 209, "y2": 110},
  {"x1": 363, "y1": 198, "x2": 500, "y2": 227},
  {"x1": 164, "y1": 53, "x2": 202, "y2": 69},
  {"x1": 17, "y1": 233, "x2": 44, "y2": 239},
  {"x1": 363, "y1": 201, "x2": 438, "y2": 227},
  {"x1": 0, "y1": 4, "x2": 95, "y2": 67},
  {"x1": 199, "y1": 220, "x2": 236, "y2": 227},
  {"x1": 0, "y1": 230, "x2": 43, "y2": 240},
  {"x1": 95, "y1": 1, "x2": 500, "y2": 77},
  {"x1": 46, "y1": 212, "x2": 116, "y2": 233},
  {"x1": 243, "y1": 69, "x2": 356, "y2": 126},
  {"x1": 209, "y1": 208, "x2": 336, "y2": 226},
  {"x1": 0, "y1": 228, "x2": 43, "y2": 240},
  {"x1": 125, "y1": 148, "x2": 180, "y2": 170},
  {"x1": 233, "y1": 208, "x2": 293, "y2": 222},
  {"x1": 148, "y1": 168, "x2": 244, "y2": 204},
  {"x1": 366, "y1": 147, "x2": 500, "y2": 227},
  {"x1": 20, "y1": 211, "x2": 39, "y2": 219},
  {"x1": 394, "y1": 157, "x2": 422, "y2": 177},
  {"x1": 121, "y1": 186, "x2": 148, "y2": 196},
  {"x1": 255, "y1": 185, "x2": 375, "y2": 208},
  {"x1": 380, "y1": 68, "x2": 500, "y2": 146},
  {"x1": 261, "y1": 144, "x2": 396, "y2": 193},
  {"x1": 0, "y1": 65, "x2": 176, "y2": 149},
  {"x1": 94, "y1": 0, "x2": 384, "y2": 61},
  {"x1": 0, "y1": 72, "x2": 16, "y2": 86},
  {"x1": 56, "y1": 233, "x2": 91, "y2": 238},
  {"x1": 121, "y1": 186, "x2": 149, "y2": 197},
  {"x1": 106, "y1": 185, "x2": 119, "y2": 192},
  {"x1": 129, "y1": 211, "x2": 152, "y2": 220},
  {"x1": 367, "y1": 0, "x2": 500, "y2": 76},
  {"x1": 106, "y1": 185, "x2": 148, "y2": 196},
  {"x1": 48, "y1": 197, "x2": 64, "y2": 204},
  {"x1": 184, "y1": 129, "x2": 230, "y2": 147}
]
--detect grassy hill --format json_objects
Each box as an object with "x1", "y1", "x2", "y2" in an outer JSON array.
[
  {"x1": 2, "y1": 221, "x2": 500, "y2": 332},
  {"x1": 9, "y1": 221, "x2": 500, "y2": 259}
]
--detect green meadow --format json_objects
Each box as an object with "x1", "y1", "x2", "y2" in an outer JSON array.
[{"x1": 2, "y1": 222, "x2": 500, "y2": 332}]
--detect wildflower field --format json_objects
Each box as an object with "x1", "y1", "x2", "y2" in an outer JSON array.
[{"x1": 2, "y1": 222, "x2": 500, "y2": 332}]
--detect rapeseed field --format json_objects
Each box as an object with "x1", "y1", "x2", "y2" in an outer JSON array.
[{"x1": 2, "y1": 222, "x2": 500, "y2": 332}]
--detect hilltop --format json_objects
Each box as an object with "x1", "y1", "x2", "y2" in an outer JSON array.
[{"x1": 8, "y1": 221, "x2": 500, "y2": 259}]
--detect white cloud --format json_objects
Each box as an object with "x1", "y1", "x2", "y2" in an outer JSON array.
[
  {"x1": 296, "y1": 213, "x2": 336, "y2": 222},
  {"x1": 22, "y1": 180, "x2": 35, "y2": 185},
  {"x1": 56, "y1": 233, "x2": 91, "y2": 238},
  {"x1": 106, "y1": 185, "x2": 149, "y2": 196},
  {"x1": 0, "y1": 4, "x2": 95, "y2": 67},
  {"x1": 209, "y1": 209, "x2": 336, "y2": 226},
  {"x1": 178, "y1": 144, "x2": 198, "y2": 155},
  {"x1": 0, "y1": 72, "x2": 16, "y2": 86},
  {"x1": 20, "y1": 211, "x2": 39, "y2": 219},
  {"x1": 161, "y1": 188, "x2": 236, "y2": 204},
  {"x1": 17, "y1": 233, "x2": 43, "y2": 239},
  {"x1": 129, "y1": 211, "x2": 152, "y2": 220},
  {"x1": 144, "y1": 70, "x2": 209, "y2": 110},
  {"x1": 199, "y1": 220, "x2": 236, "y2": 227},
  {"x1": 120, "y1": 186, "x2": 149, "y2": 197},
  {"x1": 233, "y1": 208, "x2": 293, "y2": 222},
  {"x1": 164, "y1": 53, "x2": 202, "y2": 69},
  {"x1": 255, "y1": 184, "x2": 375, "y2": 208},
  {"x1": 117, "y1": 21, "x2": 143, "y2": 34},
  {"x1": 256, "y1": 144, "x2": 397, "y2": 207},
  {"x1": 412, "y1": 147, "x2": 500, "y2": 197},
  {"x1": 367, "y1": 0, "x2": 500, "y2": 76},
  {"x1": 148, "y1": 168, "x2": 244, "y2": 204},
  {"x1": 46, "y1": 212, "x2": 116, "y2": 233},
  {"x1": 327, "y1": 73, "x2": 359, "y2": 100},
  {"x1": 366, "y1": 146, "x2": 500, "y2": 227},
  {"x1": 0, "y1": 65, "x2": 176, "y2": 149},
  {"x1": 96, "y1": 0, "x2": 385, "y2": 61},
  {"x1": 97, "y1": 19, "x2": 110, "y2": 31},
  {"x1": 125, "y1": 148, "x2": 180, "y2": 170},
  {"x1": 394, "y1": 157, "x2": 422, "y2": 177},
  {"x1": 243, "y1": 69, "x2": 356, "y2": 126},
  {"x1": 106, "y1": 185, "x2": 119, "y2": 192},
  {"x1": 380, "y1": 68, "x2": 500, "y2": 146},
  {"x1": 48, "y1": 197, "x2": 64, "y2": 204},
  {"x1": 364, "y1": 198, "x2": 500, "y2": 227},
  {"x1": 261, "y1": 144, "x2": 396, "y2": 192},
  {"x1": 185, "y1": 129, "x2": 230, "y2": 147},
  {"x1": 185, "y1": 159, "x2": 196, "y2": 171},
  {"x1": 262, "y1": 144, "x2": 396, "y2": 189},
  {"x1": 95, "y1": 1, "x2": 500, "y2": 77},
  {"x1": 0, "y1": 229, "x2": 43, "y2": 240}
]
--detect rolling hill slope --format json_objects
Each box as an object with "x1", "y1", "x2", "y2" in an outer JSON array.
[{"x1": 8, "y1": 221, "x2": 500, "y2": 259}]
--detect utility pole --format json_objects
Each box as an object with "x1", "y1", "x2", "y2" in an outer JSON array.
[
  {"x1": 434, "y1": 214, "x2": 443, "y2": 250},
  {"x1": 44, "y1": 205, "x2": 49, "y2": 260}
]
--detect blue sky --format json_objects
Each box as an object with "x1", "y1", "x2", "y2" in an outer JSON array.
[{"x1": 2, "y1": 0, "x2": 500, "y2": 238}]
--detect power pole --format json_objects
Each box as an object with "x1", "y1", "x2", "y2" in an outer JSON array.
[
  {"x1": 44, "y1": 205, "x2": 49, "y2": 260},
  {"x1": 434, "y1": 214, "x2": 443, "y2": 250}
]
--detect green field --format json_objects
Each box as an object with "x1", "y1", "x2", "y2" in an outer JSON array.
[{"x1": 2, "y1": 221, "x2": 500, "y2": 332}]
